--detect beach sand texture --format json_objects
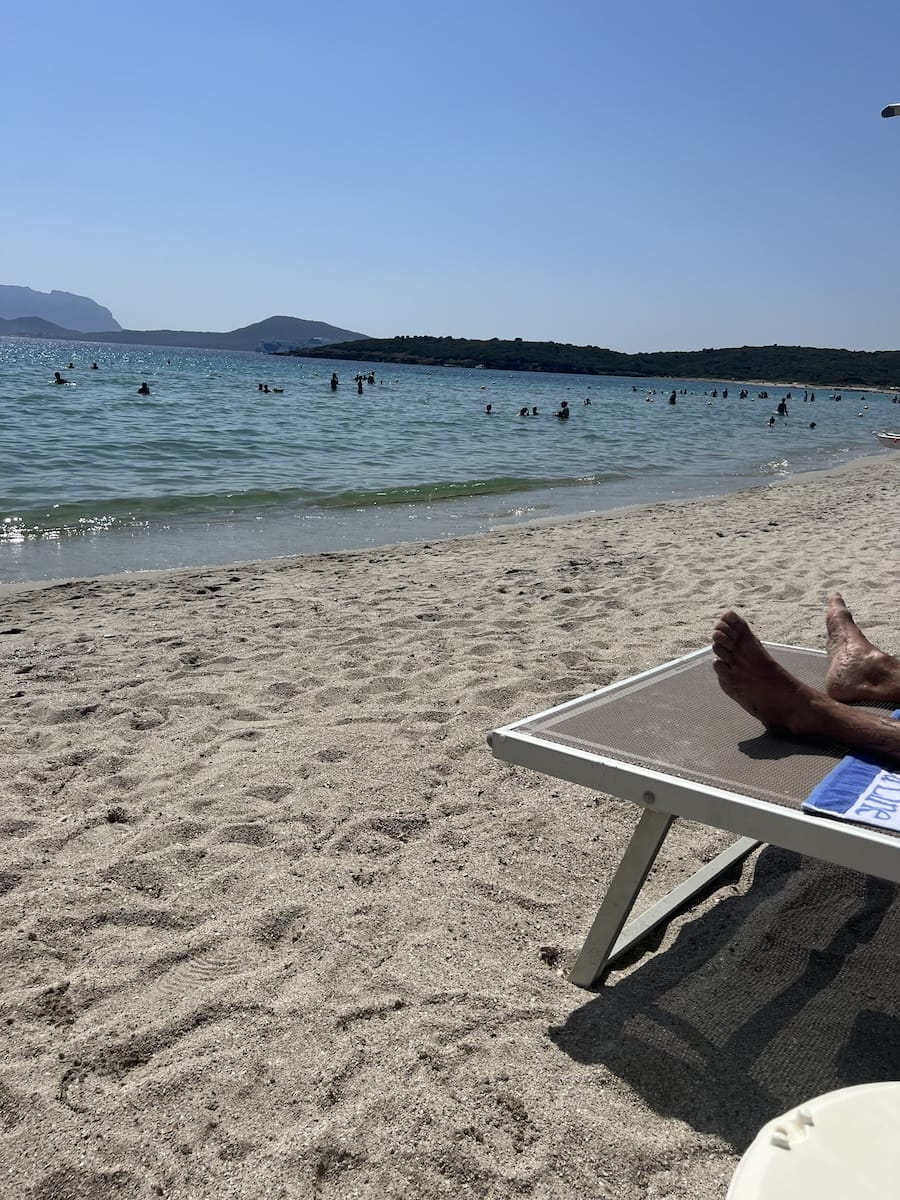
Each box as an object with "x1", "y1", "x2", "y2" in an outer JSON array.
[{"x1": 2, "y1": 456, "x2": 900, "y2": 1200}]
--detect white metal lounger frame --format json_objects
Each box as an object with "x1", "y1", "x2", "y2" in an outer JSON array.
[{"x1": 489, "y1": 645, "x2": 900, "y2": 989}]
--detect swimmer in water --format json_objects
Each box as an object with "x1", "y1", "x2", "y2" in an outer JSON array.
[
  {"x1": 137, "y1": 382, "x2": 151, "y2": 396},
  {"x1": 53, "y1": 371, "x2": 67, "y2": 384},
  {"x1": 91, "y1": 362, "x2": 99, "y2": 370}
]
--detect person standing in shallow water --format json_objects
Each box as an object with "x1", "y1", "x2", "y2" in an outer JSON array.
[{"x1": 712, "y1": 595, "x2": 900, "y2": 766}]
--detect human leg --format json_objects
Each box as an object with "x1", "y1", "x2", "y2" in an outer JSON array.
[
  {"x1": 712, "y1": 609, "x2": 900, "y2": 766},
  {"x1": 825, "y1": 593, "x2": 900, "y2": 704}
]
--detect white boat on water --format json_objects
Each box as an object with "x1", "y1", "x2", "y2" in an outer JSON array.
[{"x1": 874, "y1": 431, "x2": 900, "y2": 446}]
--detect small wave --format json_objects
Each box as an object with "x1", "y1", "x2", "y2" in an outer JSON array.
[
  {"x1": 0, "y1": 473, "x2": 633, "y2": 540},
  {"x1": 314, "y1": 473, "x2": 629, "y2": 508},
  {"x1": 0, "y1": 487, "x2": 314, "y2": 540}
]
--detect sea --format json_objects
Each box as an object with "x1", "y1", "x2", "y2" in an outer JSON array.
[{"x1": 1, "y1": 336, "x2": 897, "y2": 585}]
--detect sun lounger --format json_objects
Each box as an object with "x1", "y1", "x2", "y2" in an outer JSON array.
[{"x1": 489, "y1": 643, "x2": 900, "y2": 988}]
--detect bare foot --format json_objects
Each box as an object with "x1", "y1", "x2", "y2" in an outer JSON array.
[
  {"x1": 712, "y1": 610, "x2": 827, "y2": 736},
  {"x1": 825, "y1": 593, "x2": 900, "y2": 704},
  {"x1": 713, "y1": 609, "x2": 900, "y2": 763}
]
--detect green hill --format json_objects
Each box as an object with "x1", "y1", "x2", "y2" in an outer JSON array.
[{"x1": 296, "y1": 336, "x2": 900, "y2": 388}]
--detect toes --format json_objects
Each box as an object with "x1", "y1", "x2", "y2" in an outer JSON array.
[
  {"x1": 712, "y1": 610, "x2": 748, "y2": 659},
  {"x1": 725, "y1": 610, "x2": 752, "y2": 638},
  {"x1": 716, "y1": 610, "x2": 752, "y2": 646},
  {"x1": 826, "y1": 593, "x2": 851, "y2": 621},
  {"x1": 717, "y1": 609, "x2": 748, "y2": 634},
  {"x1": 711, "y1": 628, "x2": 734, "y2": 660}
]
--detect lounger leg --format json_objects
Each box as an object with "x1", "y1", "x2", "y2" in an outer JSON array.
[
  {"x1": 570, "y1": 807, "x2": 675, "y2": 988},
  {"x1": 570, "y1": 815, "x2": 760, "y2": 988}
]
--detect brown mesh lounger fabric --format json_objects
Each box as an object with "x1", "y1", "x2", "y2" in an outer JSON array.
[{"x1": 489, "y1": 644, "x2": 900, "y2": 988}]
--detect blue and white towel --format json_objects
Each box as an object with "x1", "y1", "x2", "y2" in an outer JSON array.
[{"x1": 802, "y1": 710, "x2": 900, "y2": 832}]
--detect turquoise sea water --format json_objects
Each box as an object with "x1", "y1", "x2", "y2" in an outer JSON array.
[{"x1": 1, "y1": 336, "x2": 896, "y2": 583}]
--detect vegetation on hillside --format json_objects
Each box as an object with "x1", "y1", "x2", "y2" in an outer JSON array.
[{"x1": 296, "y1": 336, "x2": 900, "y2": 388}]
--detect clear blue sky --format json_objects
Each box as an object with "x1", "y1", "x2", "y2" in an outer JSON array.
[{"x1": 4, "y1": 0, "x2": 900, "y2": 351}]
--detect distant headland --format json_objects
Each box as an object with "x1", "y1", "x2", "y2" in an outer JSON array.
[
  {"x1": 0, "y1": 285, "x2": 120, "y2": 333},
  {"x1": 296, "y1": 335, "x2": 900, "y2": 389}
]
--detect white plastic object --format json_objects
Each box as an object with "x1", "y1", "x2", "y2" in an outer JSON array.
[{"x1": 727, "y1": 1082, "x2": 900, "y2": 1199}]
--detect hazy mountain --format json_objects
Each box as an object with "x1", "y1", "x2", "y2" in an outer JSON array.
[
  {"x1": 64, "y1": 315, "x2": 369, "y2": 352},
  {"x1": 0, "y1": 315, "x2": 76, "y2": 337},
  {"x1": 0, "y1": 312, "x2": 369, "y2": 352},
  {"x1": 0, "y1": 286, "x2": 121, "y2": 332}
]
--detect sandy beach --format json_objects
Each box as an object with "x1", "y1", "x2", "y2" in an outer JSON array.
[{"x1": 3, "y1": 455, "x2": 900, "y2": 1200}]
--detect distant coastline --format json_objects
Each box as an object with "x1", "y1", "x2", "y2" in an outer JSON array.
[
  {"x1": 296, "y1": 335, "x2": 900, "y2": 390},
  {"x1": 5, "y1": 314, "x2": 900, "y2": 389}
]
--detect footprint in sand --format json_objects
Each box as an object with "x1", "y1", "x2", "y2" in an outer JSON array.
[{"x1": 148, "y1": 941, "x2": 262, "y2": 1008}]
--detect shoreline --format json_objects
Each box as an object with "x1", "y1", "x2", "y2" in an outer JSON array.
[
  {"x1": 3, "y1": 452, "x2": 900, "y2": 1197},
  {"x1": 1, "y1": 446, "x2": 897, "y2": 590}
]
